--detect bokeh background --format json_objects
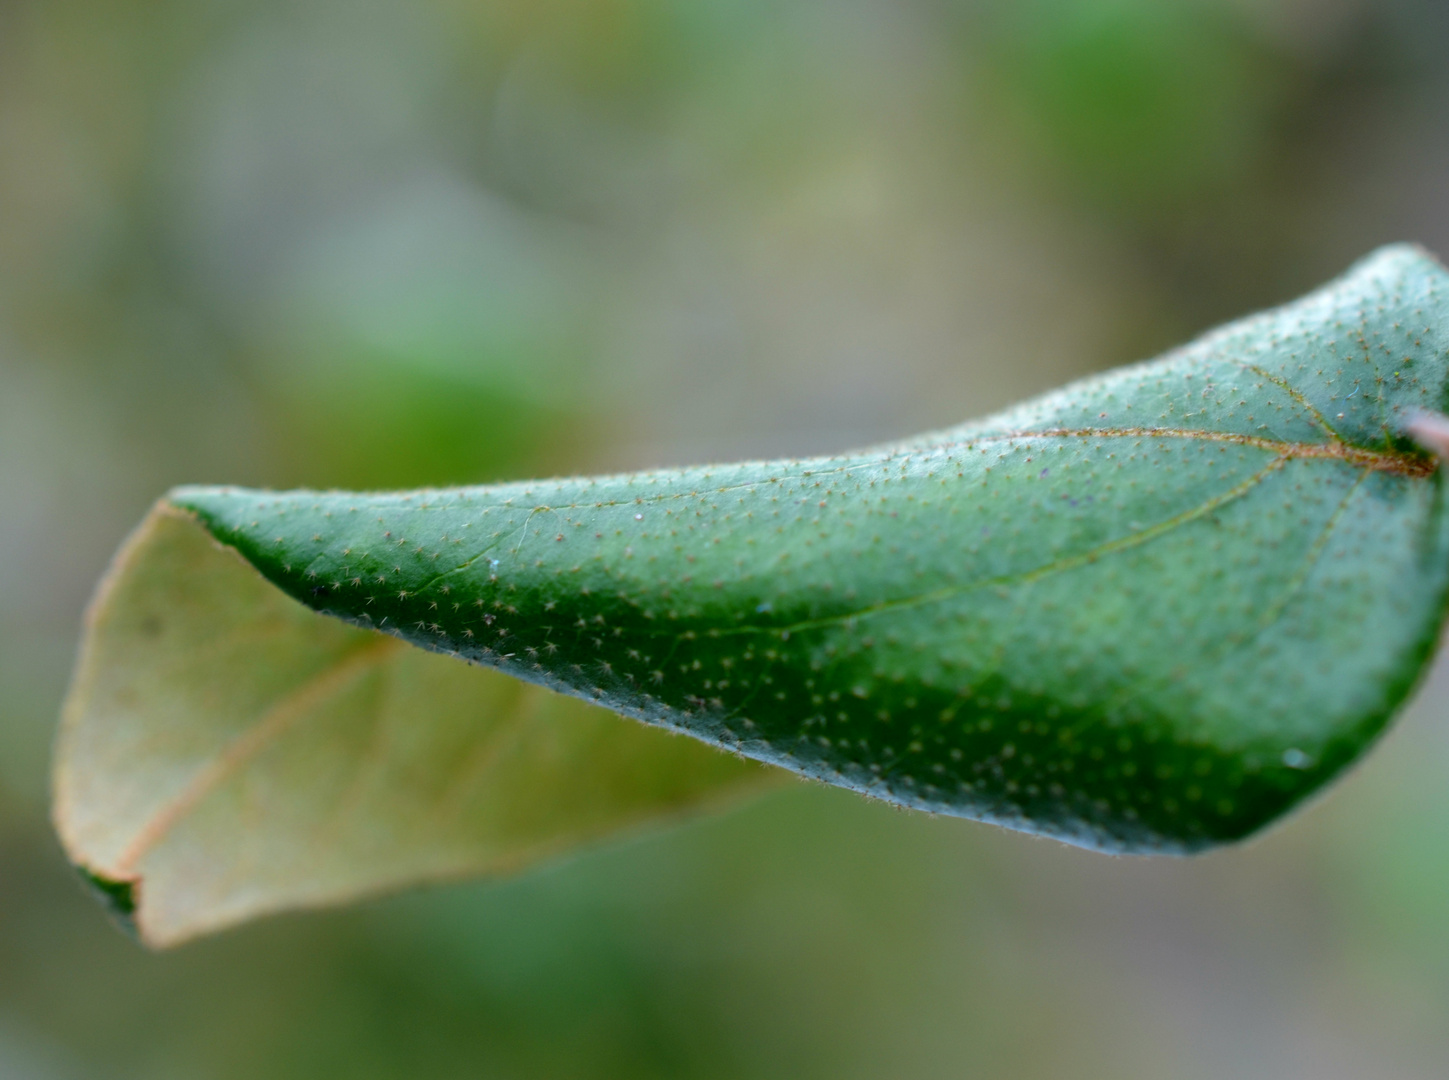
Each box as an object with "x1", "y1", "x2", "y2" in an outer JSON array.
[{"x1": 5, "y1": 0, "x2": 1449, "y2": 1075}]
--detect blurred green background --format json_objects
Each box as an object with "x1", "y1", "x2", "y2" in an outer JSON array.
[{"x1": 5, "y1": 0, "x2": 1449, "y2": 1075}]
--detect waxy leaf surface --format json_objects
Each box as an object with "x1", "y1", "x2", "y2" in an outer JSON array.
[{"x1": 55, "y1": 244, "x2": 1449, "y2": 942}]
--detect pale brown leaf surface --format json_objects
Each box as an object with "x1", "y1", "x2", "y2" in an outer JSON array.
[{"x1": 53, "y1": 503, "x2": 778, "y2": 947}]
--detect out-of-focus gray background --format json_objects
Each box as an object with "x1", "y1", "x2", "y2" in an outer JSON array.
[{"x1": 5, "y1": 0, "x2": 1449, "y2": 1076}]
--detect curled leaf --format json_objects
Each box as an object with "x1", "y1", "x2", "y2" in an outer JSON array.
[
  {"x1": 54, "y1": 505, "x2": 775, "y2": 947},
  {"x1": 55, "y1": 244, "x2": 1449, "y2": 942}
]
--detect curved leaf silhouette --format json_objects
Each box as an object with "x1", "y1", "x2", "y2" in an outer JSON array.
[
  {"x1": 54, "y1": 505, "x2": 776, "y2": 946},
  {"x1": 56, "y1": 244, "x2": 1449, "y2": 943}
]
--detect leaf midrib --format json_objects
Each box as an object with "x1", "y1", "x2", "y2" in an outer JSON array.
[
  {"x1": 372, "y1": 425, "x2": 1425, "y2": 603},
  {"x1": 112, "y1": 636, "x2": 401, "y2": 876}
]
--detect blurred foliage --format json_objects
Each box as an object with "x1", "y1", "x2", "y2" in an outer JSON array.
[
  {"x1": 986, "y1": 0, "x2": 1284, "y2": 209},
  {"x1": 5, "y1": 0, "x2": 1449, "y2": 1075}
]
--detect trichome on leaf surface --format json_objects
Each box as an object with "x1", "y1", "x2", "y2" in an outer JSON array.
[{"x1": 54, "y1": 244, "x2": 1449, "y2": 946}]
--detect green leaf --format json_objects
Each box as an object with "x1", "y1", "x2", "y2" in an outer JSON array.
[
  {"x1": 55, "y1": 244, "x2": 1449, "y2": 942},
  {"x1": 53, "y1": 505, "x2": 778, "y2": 947}
]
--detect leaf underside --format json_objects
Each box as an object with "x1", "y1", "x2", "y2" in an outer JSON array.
[
  {"x1": 54, "y1": 507, "x2": 776, "y2": 947},
  {"x1": 54, "y1": 243, "x2": 1449, "y2": 944}
]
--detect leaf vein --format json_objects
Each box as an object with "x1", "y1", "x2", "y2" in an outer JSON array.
[{"x1": 112, "y1": 636, "x2": 401, "y2": 875}]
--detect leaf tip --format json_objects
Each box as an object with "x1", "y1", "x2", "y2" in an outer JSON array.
[{"x1": 75, "y1": 866, "x2": 142, "y2": 942}]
